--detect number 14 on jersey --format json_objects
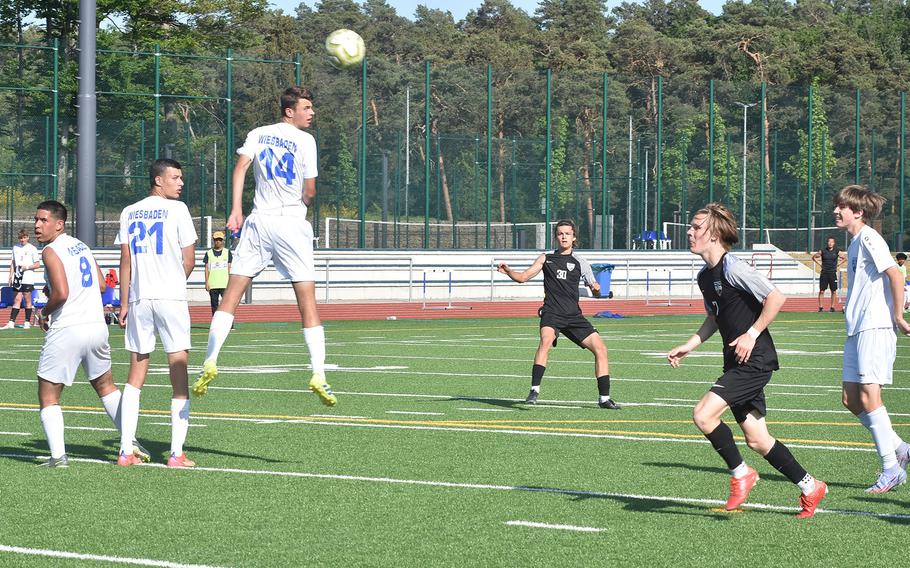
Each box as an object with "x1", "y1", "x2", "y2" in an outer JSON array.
[{"x1": 259, "y1": 148, "x2": 296, "y2": 185}]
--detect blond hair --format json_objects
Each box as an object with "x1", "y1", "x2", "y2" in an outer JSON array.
[
  {"x1": 695, "y1": 203, "x2": 739, "y2": 250},
  {"x1": 833, "y1": 185, "x2": 886, "y2": 219}
]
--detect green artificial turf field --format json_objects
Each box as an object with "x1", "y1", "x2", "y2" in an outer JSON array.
[{"x1": 1, "y1": 312, "x2": 907, "y2": 567}]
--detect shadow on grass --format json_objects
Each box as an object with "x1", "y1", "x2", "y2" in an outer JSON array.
[
  {"x1": 644, "y1": 461, "x2": 796, "y2": 485},
  {"x1": 1, "y1": 436, "x2": 286, "y2": 466},
  {"x1": 440, "y1": 396, "x2": 532, "y2": 410},
  {"x1": 1, "y1": 440, "x2": 114, "y2": 464},
  {"x1": 514, "y1": 484, "x2": 736, "y2": 520}
]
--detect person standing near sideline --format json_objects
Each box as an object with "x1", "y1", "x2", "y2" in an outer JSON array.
[
  {"x1": 812, "y1": 236, "x2": 846, "y2": 312},
  {"x1": 4, "y1": 228, "x2": 41, "y2": 329},
  {"x1": 204, "y1": 231, "x2": 232, "y2": 315}
]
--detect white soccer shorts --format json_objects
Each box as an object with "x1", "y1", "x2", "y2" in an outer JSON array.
[
  {"x1": 842, "y1": 327, "x2": 896, "y2": 385},
  {"x1": 124, "y1": 299, "x2": 192, "y2": 354},
  {"x1": 230, "y1": 210, "x2": 315, "y2": 282},
  {"x1": 38, "y1": 323, "x2": 111, "y2": 386}
]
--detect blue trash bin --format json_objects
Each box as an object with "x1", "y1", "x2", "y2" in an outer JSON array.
[{"x1": 590, "y1": 264, "x2": 615, "y2": 299}]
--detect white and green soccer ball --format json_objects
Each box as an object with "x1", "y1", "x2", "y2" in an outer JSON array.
[{"x1": 325, "y1": 29, "x2": 365, "y2": 69}]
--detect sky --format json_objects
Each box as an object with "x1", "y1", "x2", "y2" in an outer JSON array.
[{"x1": 270, "y1": 0, "x2": 726, "y2": 20}]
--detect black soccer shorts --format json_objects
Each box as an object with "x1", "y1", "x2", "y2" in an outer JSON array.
[
  {"x1": 819, "y1": 271, "x2": 838, "y2": 292},
  {"x1": 539, "y1": 308, "x2": 598, "y2": 349},
  {"x1": 709, "y1": 365, "x2": 773, "y2": 423}
]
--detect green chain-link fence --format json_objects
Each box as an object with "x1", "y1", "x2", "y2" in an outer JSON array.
[{"x1": 1, "y1": 42, "x2": 907, "y2": 251}]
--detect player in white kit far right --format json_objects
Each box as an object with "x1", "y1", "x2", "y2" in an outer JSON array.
[{"x1": 192, "y1": 86, "x2": 335, "y2": 407}]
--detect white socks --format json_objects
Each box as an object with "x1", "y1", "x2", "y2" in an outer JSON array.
[
  {"x1": 100, "y1": 390, "x2": 122, "y2": 430},
  {"x1": 730, "y1": 462, "x2": 749, "y2": 479},
  {"x1": 797, "y1": 473, "x2": 817, "y2": 496},
  {"x1": 119, "y1": 384, "x2": 141, "y2": 455},
  {"x1": 303, "y1": 326, "x2": 326, "y2": 373},
  {"x1": 170, "y1": 398, "x2": 190, "y2": 456},
  {"x1": 40, "y1": 405, "x2": 65, "y2": 459},
  {"x1": 861, "y1": 406, "x2": 899, "y2": 470},
  {"x1": 206, "y1": 311, "x2": 235, "y2": 363}
]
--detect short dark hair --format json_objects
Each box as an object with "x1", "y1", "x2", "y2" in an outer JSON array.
[
  {"x1": 37, "y1": 200, "x2": 68, "y2": 223},
  {"x1": 897, "y1": 252, "x2": 908, "y2": 261},
  {"x1": 280, "y1": 86, "x2": 313, "y2": 116},
  {"x1": 18, "y1": 228, "x2": 29, "y2": 238},
  {"x1": 150, "y1": 158, "x2": 182, "y2": 188}
]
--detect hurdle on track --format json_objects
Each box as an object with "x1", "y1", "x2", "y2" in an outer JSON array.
[
  {"x1": 644, "y1": 268, "x2": 690, "y2": 307},
  {"x1": 421, "y1": 268, "x2": 472, "y2": 310}
]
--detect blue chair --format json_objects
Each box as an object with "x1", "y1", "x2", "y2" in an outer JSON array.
[
  {"x1": 0, "y1": 286, "x2": 13, "y2": 308},
  {"x1": 101, "y1": 286, "x2": 120, "y2": 307}
]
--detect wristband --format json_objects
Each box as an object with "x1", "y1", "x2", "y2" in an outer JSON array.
[{"x1": 747, "y1": 326, "x2": 760, "y2": 339}]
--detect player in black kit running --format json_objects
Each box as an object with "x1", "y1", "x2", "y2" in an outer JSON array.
[
  {"x1": 667, "y1": 203, "x2": 827, "y2": 518},
  {"x1": 498, "y1": 219, "x2": 618, "y2": 409}
]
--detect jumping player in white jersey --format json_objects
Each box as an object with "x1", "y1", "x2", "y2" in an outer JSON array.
[
  {"x1": 115, "y1": 158, "x2": 198, "y2": 468},
  {"x1": 667, "y1": 203, "x2": 827, "y2": 518},
  {"x1": 833, "y1": 185, "x2": 910, "y2": 493},
  {"x1": 191, "y1": 86, "x2": 335, "y2": 407},
  {"x1": 33, "y1": 200, "x2": 149, "y2": 467}
]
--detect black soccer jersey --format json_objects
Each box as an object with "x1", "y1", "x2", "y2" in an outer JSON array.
[
  {"x1": 542, "y1": 251, "x2": 595, "y2": 316},
  {"x1": 697, "y1": 253, "x2": 779, "y2": 372},
  {"x1": 820, "y1": 246, "x2": 840, "y2": 273}
]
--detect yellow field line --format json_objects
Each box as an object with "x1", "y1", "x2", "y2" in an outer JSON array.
[{"x1": 1, "y1": 401, "x2": 879, "y2": 448}]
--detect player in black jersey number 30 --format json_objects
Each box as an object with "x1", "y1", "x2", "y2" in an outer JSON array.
[
  {"x1": 498, "y1": 219, "x2": 619, "y2": 409},
  {"x1": 667, "y1": 203, "x2": 827, "y2": 518}
]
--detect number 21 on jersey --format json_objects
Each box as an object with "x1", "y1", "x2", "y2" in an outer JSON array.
[{"x1": 129, "y1": 221, "x2": 164, "y2": 255}]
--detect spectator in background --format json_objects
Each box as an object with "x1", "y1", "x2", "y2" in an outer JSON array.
[
  {"x1": 812, "y1": 236, "x2": 846, "y2": 313},
  {"x1": 204, "y1": 231, "x2": 232, "y2": 315},
  {"x1": 5, "y1": 228, "x2": 42, "y2": 329}
]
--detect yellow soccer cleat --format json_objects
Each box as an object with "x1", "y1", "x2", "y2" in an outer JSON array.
[
  {"x1": 132, "y1": 440, "x2": 151, "y2": 463},
  {"x1": 191, "y1": 360, "x2": 218, "y2": 397},
  {"x1": 309, "y1": 372, "x2": 337, "y2": 407}
]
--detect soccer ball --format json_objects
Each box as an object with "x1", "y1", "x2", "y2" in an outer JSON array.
[{"x1": 325, "y1": 29, "x2": 365, "y2": 69}]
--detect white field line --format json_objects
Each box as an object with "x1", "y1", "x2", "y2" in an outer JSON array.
[
  {"x1": 504, "y1": 520, "x2": 605, "y2": 533},
  {"x1": 2, "y1": 380, "x2": 908, "y2": 418},
  {"x1": 146, "y1": 422, "x2": 207, "y2": 428},
  {"x1": 0, "y1": 544, "x2": 228, "y2": 568},
  {"x1": 456, "y1": 407, "x2": 513, "y2": 412},
  {"x1": 3, "y1": 451, "x2": 906, "y2": 521},
  {"x1": 386, "y1": 411, "x2": 445, "y2": 416},
  {"x1": 0, "y1": 431, "x2": 30, "y2": 436},
  {"x1": 65, "y1": 426, "x2": 118, "y2": 432},
  {"x1": 770, "y1": 392, "x2": 827, "y2": 397}
]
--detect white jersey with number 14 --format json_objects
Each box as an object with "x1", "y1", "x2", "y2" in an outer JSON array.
[{"x1": 237, "y1": 122, "x2": 318, "y2": 213}]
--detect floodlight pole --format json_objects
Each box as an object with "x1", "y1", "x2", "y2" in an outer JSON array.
[
  {"x1": 735, "y1": 101, "x2": 757, "y2": 249},
  {"x1": 76, "y1": 0, "x2": 97, "y2": 245}
]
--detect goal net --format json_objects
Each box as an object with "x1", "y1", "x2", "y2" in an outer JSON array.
[
  {"x1": 662, "y1": 222, "x2": 843, "y2": 252},
  {"x1": 322, "y1": 217, "x2": 549, "y2": 249}
]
